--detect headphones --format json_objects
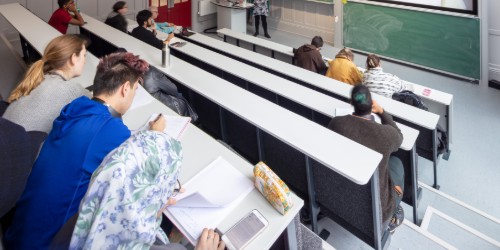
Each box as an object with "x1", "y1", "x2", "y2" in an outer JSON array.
[{"x1": 91, "y1": 97, "x2": 122, "y2": 119}]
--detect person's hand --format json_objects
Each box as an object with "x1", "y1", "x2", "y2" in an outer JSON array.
[
  {"x1": 157, "y1": 188, "x2": 185, "y2": 218},
  {"x1": 195, "y1": 228, "x2": 225, "y2": 250},
  {"x1": 169, "y1": 22, "x2": 175, "y2": 27},
  {"x1": 164, "y1": 32, "x2": 175, "y2": 44},
  {"x1": 371, "y1": 99, "x2": 384, "y2": 115},
  {"x1": 150, "y1": 114, "x2": 166, "y2": 132},
  {"x1": 67, "y1": 2, "x2": 77, "y2": 12}
]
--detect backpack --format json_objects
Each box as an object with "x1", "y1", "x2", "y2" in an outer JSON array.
[
  {"x1": 392, "y1": 91, "x2": 449, "y2": 159},
  {"x1": 391, "y1": 90, "x2": 429, "y2": 111}
]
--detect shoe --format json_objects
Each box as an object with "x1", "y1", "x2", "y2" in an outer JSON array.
[
  {"x1": 253, "y1": 32, "x2": 259, "y2": 37},
  {"x1": 264, "y1": 33, "x2": 271, "y2": 38},
  {"x1": 388, "y1": 205, "x2": 404, "y2": 233}
]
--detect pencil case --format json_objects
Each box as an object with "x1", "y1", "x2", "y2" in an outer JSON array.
[{"x1": 254, "y1": 162, "x2": 294, "y2": 215}]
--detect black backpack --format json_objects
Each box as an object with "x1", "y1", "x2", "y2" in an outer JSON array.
[
  {"x1": 392, "y1": 91, "x2": 449, "y2": 159},
  {"x1": 392, "y1": 90, "x2": 429, "y2": 111}
]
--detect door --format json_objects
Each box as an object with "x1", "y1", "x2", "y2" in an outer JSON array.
[{"x1": 150, "y1": 0, "x2": 191, "y2": 28}]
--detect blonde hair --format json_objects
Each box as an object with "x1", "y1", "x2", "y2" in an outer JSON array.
[
  {"x1": 366, "y1": 54, "x2": 381, "y2": 69},
  {"x1": 8, "y1": 34, "x2": 87, "y2": 103},
  {"x1": 336, "y1": 48, "x2": 354, "y2": 61}
]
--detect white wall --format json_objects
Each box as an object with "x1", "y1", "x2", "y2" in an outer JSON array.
[
  {"x1": 487, "y1": 0, "x2": 500, "y2": 82},
  {"x1": 268, "y1": 0, "x2": 334, "y2": 45}
]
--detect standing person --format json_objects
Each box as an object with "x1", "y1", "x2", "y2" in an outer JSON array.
[
  {"x1": 131, "y1": 10, "x2": 174, "y2": 49},
  {"x1": 3, "y1": 52, "x2": 155, "y2": 250},
  {"x1": 150, "y1": 6, "x2": 177, "y2": 35},
  {"x1": 253, "y1": 0, "x2": 270, "y2": 38},
  {"x1": 327, "y1": 85, "x2": 405, "y2": 233},
  {"x1": 2, "y1": 34, "x2": 90, "y2": 133},
  {"x1": 325, "y1": 48, "x2": 363, "y2": 85},
  {"x1": 48, "y1": 0, "x2": 85, "y2": 34},
  {"x1": 294, "y1": 36, "x2": 328, "y2": 74},
  {"x1": 105, "y1": 1, "x2": 129, "y2": 33},
  {"x1": 362, "y1": 54, "x2": 413, "y2": 98}
]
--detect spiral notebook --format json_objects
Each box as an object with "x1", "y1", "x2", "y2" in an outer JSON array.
[{"x1": 133, "y1": 113, "x2": 191, "y2": 140}]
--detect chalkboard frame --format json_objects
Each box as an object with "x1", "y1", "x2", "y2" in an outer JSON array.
[{"x1": 367, "y1": 0, "x2": 478, "y2": 15}]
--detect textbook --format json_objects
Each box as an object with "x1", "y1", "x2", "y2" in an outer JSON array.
[
  {"x1": 133, "y1": 113, "x2": 191, "y2": 140},
  {"x1": 165, "y1": 157, "x2": 254, "y2": 244}
]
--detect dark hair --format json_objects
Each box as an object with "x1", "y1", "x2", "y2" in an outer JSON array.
[
  {"x1": 93, "y1": 52, "x2": 149, "y2": 96},
  {"x1": 113, "y1": 1, "x2": 127, "y2": 12},
  {"x1": 351, "y1": 85, "x2": 373, "y2": 116},
  {"x1": 136, "y1": 10, "x2": 152, "y2": 26},
  {"x1": 311, "y1": 36, "x2": 323, "y2": 48},
  {"x1": 366, "y1": 54, "x2": 381, "y2": 69},
  {"x1": 58, "y1": 0, "x2": 72, "y2": 8}
]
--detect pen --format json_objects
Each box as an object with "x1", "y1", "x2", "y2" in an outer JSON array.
[{"x1": 153, "y1": 113, "x2": 162, "y2": 123}]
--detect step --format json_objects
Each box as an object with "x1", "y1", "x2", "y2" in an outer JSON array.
[
  {"x1": 388, "y1": 219, "x2": 456, "y2": 250},
  {"x1": 421, "y1": 207, "x2": 500, "y2": 249},
  {"x1": 417, "y1": 182, "x2": 500, "y2": 242},
  {"x1": 316, "y1": 216, "x2": 452, "y2": 250}
]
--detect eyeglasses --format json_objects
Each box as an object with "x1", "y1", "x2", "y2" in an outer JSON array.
[
  {"x1": 137, "y1": 77, "x2": 144, "y2": 86},
  {"x1": 172, "y1": 179, "x2": 182, "y2": 197}
]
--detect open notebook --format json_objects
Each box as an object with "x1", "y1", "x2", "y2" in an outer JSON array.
[
  {"x1": 133, "y1": 113, "x2": 191, "y2": 140},
  {"x1": 165, "y1": 157, "x2": 254, "y2": 244},
  {"x1": 335, "y1": 107, "x2": 381, "y2": 124}
]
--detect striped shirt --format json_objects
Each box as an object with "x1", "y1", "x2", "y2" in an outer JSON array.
[{"x1": 362, "y1": 67, "x2": 411, "y2": 98}]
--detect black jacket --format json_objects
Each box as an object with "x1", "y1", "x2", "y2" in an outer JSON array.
[
  {"x1": 104, "y1": 12, "x2": 128, "y2": 33},
  {"x1": 131, "y1": 26, "x2": 163, "y2": 49}
]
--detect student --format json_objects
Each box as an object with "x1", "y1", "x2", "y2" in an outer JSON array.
[
  {"x1": 294, "y1": 36, "x2": 327, "y2": 74},
  {"x1": 131, "y1": 10, "x2": 174, "y2": 49},
  {"x1": 3, "y1": 52, "x2": 156, "y2": 249},
  {"x1": 104, "y1": 1, "x2": 129, "y2": 33},
  {"x1": 325, "y1": 48, "x2": 363, "y2": 85},
  {"x1": 253, "y1": 0, "x2": 270, "y2": 38},
  {"x1": 327, "y1": 85, "x2": 405, "y2": 233},
  {"x1": 362, "y1": 54, "x2": 413, "y2": 98},
  {"x1": 48, "y1": 0, "x2": 85, "y2": 34},
  {"x1": 2, "y1": 34, "x2": 90, "y2": 133},
  {"x1": 70, "y1": 130, "x2": 225, "y2": 250},
  {"x1": 150, "y1": 6, "x2": 177, "y2": 35}
]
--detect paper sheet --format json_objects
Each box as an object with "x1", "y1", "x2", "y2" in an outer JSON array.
[
  {"x1": 335, "y1": 107, "x2": 382, "y2": 124},
  {"x1": 166, "y1": 157, "x2": 254, "y2": 244},
  {"x1": 133, "y1": 113, "x2": 191, "y2": 140}
]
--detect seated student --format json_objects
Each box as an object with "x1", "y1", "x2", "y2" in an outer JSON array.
[
  {"x1": 2, "y1": 34, "x2": 90, "y2": 133},
  {"x1": 293, "y1": 36, "x2": 328, "y2": 74},
  {"x1": 70, "y1": 130, "x2": 225, "y2": 250},
  {"x1": 48, "y1": 0, "x2": 85, "y2": 34},
  {"x1": 3, "y1": 52, "x2": 155, "y2": 249},
  {"x1": 150, "y1": 6, "x2": 177, "y2": 35},
  {"x1": 131, "y1": 10, "x2": 174, "y2": 50},
  {"x1": 105, "y1": 1, "x2": 129, "y2": 33},
  {"x1": 327, "y1": 85, "x2": 405, "y2": 233},
  {"x1": 325, "y1": 48, "x2": 363, "y2": 85},
  {"x1": 362, "y1": 54, "x2": 413, "y2": 98}
]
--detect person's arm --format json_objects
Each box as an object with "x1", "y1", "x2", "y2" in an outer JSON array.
[
  {"x1": 372, "y1": 100, "x2": 403, "y2": 150},
  {"x1": 67, "y1": 4, "x2": 85, "y2": 26},
  {"x1": 314, "y1": 51, "x2": 328, "y2": 73}
]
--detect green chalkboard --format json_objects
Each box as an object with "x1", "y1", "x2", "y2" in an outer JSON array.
[{"x1": 343, "y1": 2, "x2": 480, "y2": 79}]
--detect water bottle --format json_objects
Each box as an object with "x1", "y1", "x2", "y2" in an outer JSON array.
[{"x1": 162, "y1": 44, "x2": 169, "y2": 68}]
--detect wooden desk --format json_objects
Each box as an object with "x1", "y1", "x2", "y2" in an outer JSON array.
[{"x1": 0, "y1": 4, "x2": 305, "y2": 249}]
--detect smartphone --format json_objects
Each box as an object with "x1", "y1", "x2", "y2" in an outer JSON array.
[{"x1": 220, "y1": 209, "x2": 268, "y2": 250}]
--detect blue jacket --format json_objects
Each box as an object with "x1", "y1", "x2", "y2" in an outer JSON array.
[{"x1": 4, "y1": 96, "x2": 131, "y2": 249}]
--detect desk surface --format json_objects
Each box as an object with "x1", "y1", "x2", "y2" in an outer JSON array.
[
  {"x1": 80, "y1": 12, "x2": 383, "y2": 185},
  {"x1": 0, "y1": 4, "x2": 304, "y2": 249},
  {"x1": 172, "y1": 40, "x2": 419, "y2": 151},
  {"x1": 218, "y1": 28, "x2": 294, "y2": 56},
  {"x1": 194, "y1": 31, "x2": 440, "y2": 130}
]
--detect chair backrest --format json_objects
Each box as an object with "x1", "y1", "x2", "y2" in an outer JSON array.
[
  {"x1": 311, "y1": 159, "x2": 387, "y2": 248},
  {"x1": 0, "y1": 118, "x2": 47, "y2": 218}
]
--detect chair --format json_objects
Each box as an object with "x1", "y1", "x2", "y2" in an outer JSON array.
[{"x1": 0, "y1": 118, "x2": 47, "y2": 246}]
